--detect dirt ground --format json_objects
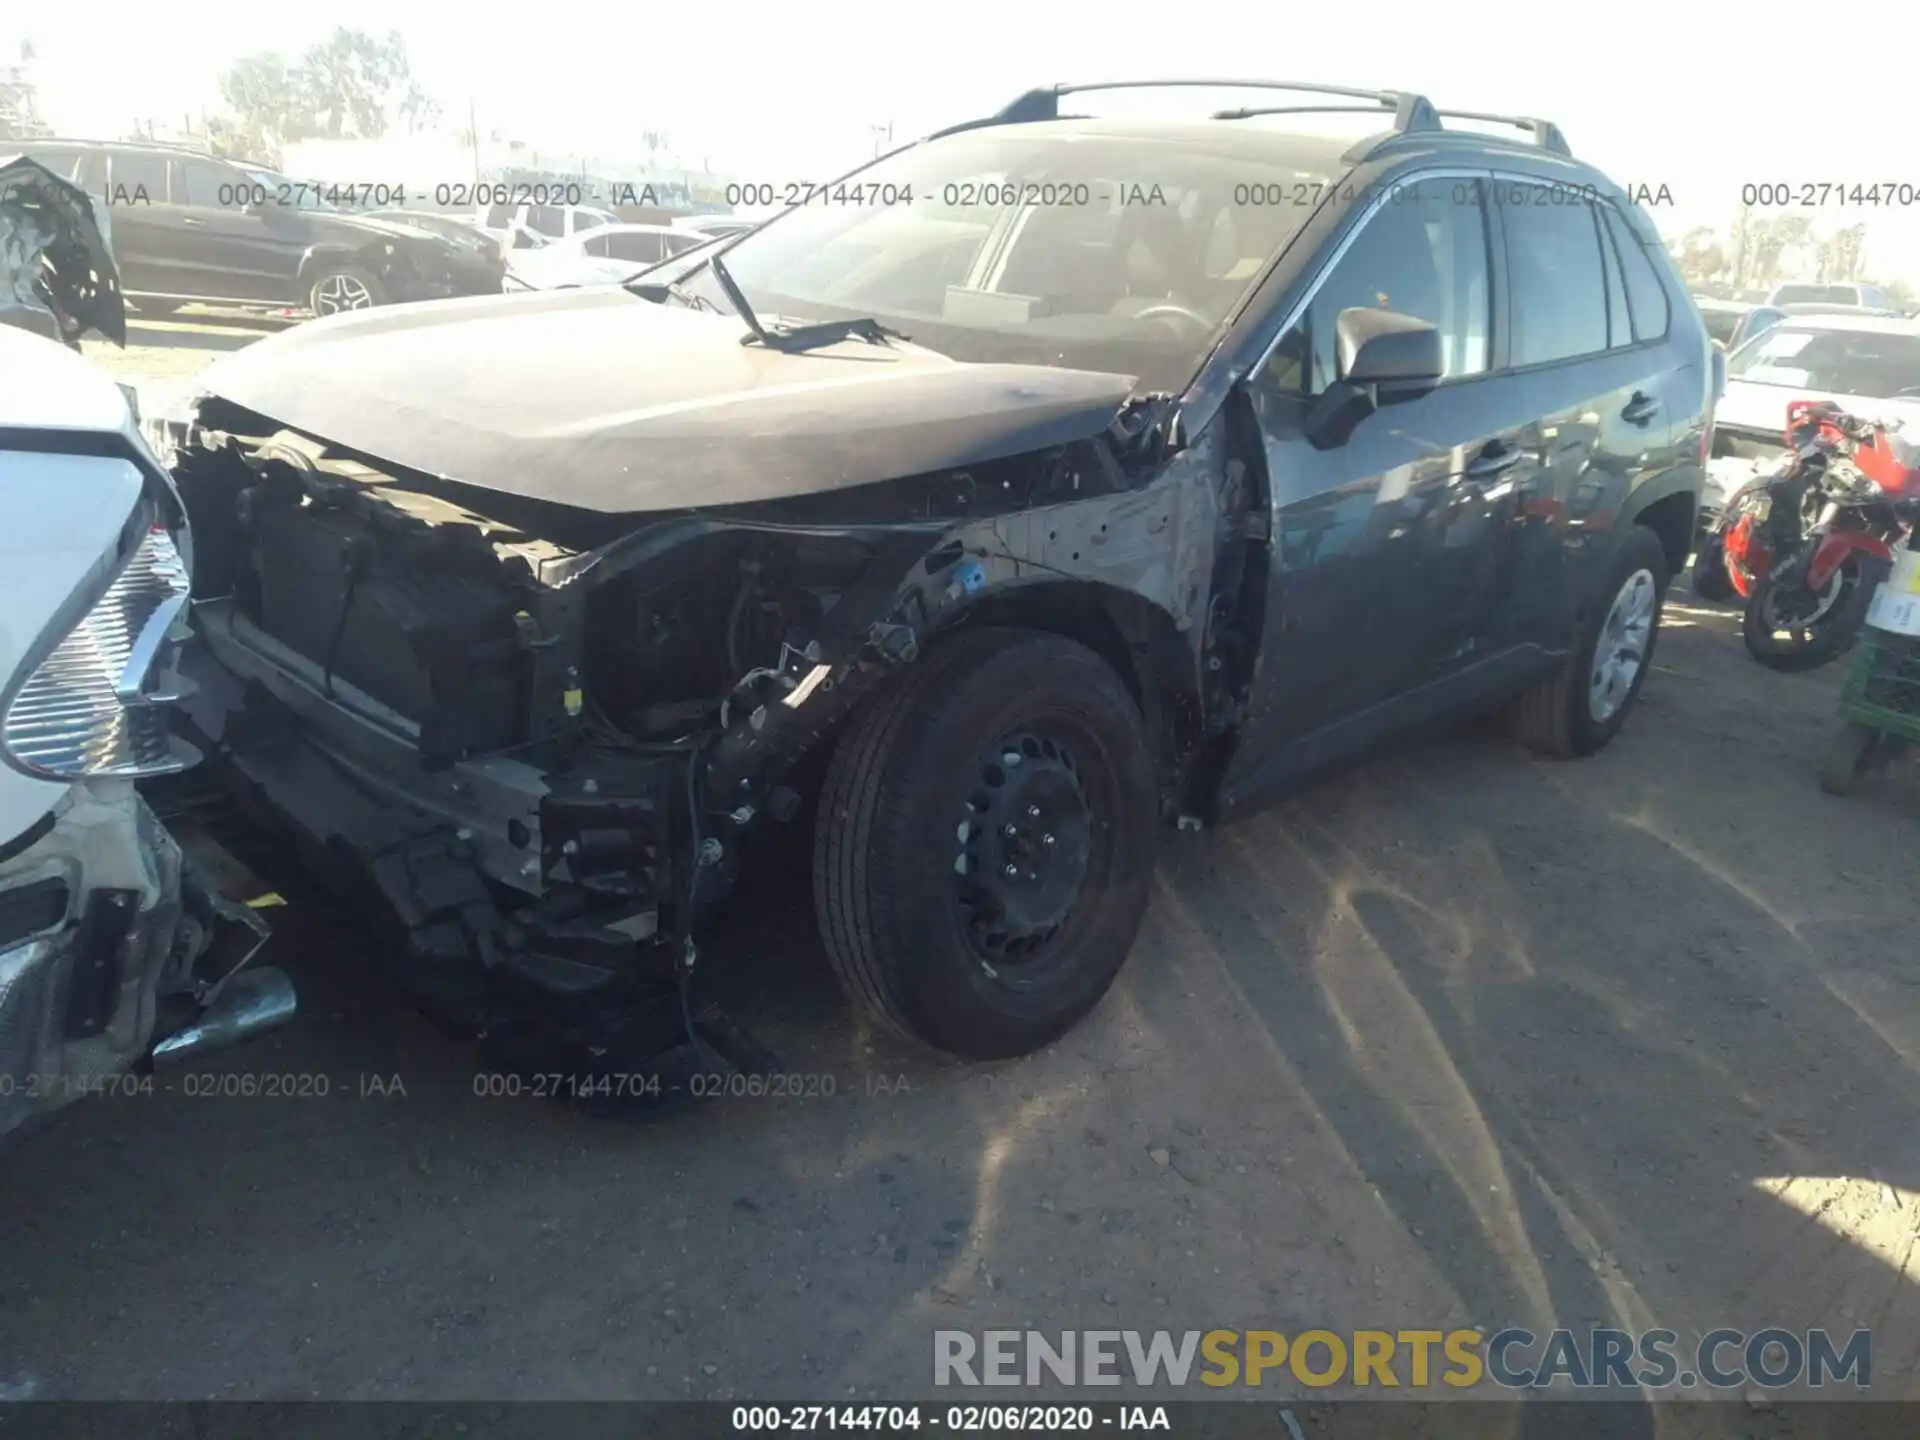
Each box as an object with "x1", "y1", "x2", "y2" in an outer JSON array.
[{"x1": 3, "y1": 317, "x2": 1919, "y2": 1423}]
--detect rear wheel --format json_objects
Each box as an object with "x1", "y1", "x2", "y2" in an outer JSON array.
[
  {"x1": 1508, "y1": 525, "x2": 1669, "y2": 758},
  {"x1": 814, "y1": 627, "x2": 1158, "y2": 1059},
  {"x1": 1741, "y1": 552, "x2": 1886, "y2": 672}
]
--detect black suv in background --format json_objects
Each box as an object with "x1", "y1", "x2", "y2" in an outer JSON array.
[{"x1": 19, "y1": 140, "x2": 503, "y2": 316}]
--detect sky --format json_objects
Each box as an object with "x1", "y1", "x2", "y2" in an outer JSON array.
[{"x1": 15, "y1": 0, "x2": 1920, "y2": 277}]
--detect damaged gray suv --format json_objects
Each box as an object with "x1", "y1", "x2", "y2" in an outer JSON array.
[{"x1": 161, "y1": 81, "x2": 1711, "y2": 1085}]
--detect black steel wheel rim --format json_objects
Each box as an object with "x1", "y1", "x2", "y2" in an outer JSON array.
[{"x1": 950, "y1": 729, "x2": 1096, "y2": 970}]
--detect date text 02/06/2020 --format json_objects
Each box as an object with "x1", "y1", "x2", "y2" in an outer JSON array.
[{"x1": 730, "y1": 1405, "x2": 1171, "y2": 1432}]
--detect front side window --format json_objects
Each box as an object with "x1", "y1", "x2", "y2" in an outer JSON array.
[
  {"x1": 176, "y1": 159, "x2": 239, "y2": 208},
  {"x1": 1727, "y1": 324, "x2": 1920, "y2": 398},
  {"x1": 1266, "y1": 179, "x2": 1492, "y2": 395},
  {"x1": 1501, "y1": 190, "x2": 1609, "y2": 366},
  {"x1": 653, "y1": 128, "x2": 1342, "y2": 390}
]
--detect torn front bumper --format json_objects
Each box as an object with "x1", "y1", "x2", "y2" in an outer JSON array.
[
  {"x1": 176, "y1": 599, "x2": 680, "y2": 1038},
  {"x1": 0, "y1": 783, "x2": 186, "y2": 1139}
]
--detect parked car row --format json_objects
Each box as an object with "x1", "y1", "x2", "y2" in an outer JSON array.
[{"x1": 10, "y1": 137, "x2": 753, "y2": 317}]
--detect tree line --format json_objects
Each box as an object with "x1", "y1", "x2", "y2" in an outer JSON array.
[{"x1": 1670, "y1": 207, "x2": 1913, "y2": 307}]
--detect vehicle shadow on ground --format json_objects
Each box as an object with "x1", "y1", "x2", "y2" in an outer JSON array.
[{"x1": 1146, "y1": 605, "x2": 1920, "y2": 1424}]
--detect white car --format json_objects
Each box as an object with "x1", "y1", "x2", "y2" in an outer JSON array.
[
  {"x1": 475, "y1": 200, "x2": 620, "y2": 248},
  {"x1": 503, "y1": 223, "x2": 711, "y2": 291},
  {"x1": 1764, "y1": 281, "x2": 1898, "y2": 310},
  {"x1": 1707, "y1": 312, "x2": 1920, "y2": 521},
  {"x1": 0, "y1": 155, "x2": 291, "y2": 1142}
]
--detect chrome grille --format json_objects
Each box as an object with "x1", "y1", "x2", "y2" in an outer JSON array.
[{"x1": 3, "y1": 525, "x2": 193, "y2": 779}]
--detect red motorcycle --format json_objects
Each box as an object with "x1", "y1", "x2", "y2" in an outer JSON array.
[{"x1": 1693, "y1": 400, "x2": 1920, "y2": 671}]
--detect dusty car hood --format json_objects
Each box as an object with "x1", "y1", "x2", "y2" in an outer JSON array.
[
  {"x1": 0, "y1": 155, "x2": 126, "y2": 346},
  {"x1": 197, "y1": 286, "x2": 1139, "y2": 513}
]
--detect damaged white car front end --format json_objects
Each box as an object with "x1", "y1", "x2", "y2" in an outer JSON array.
[{"x1": 0, "y1": 156, "x2": 291, "y2": 1143}]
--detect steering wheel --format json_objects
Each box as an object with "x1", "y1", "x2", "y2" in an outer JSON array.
[{"x1": 1128, "y1": 302, "x2": 1212, "y2": 336}]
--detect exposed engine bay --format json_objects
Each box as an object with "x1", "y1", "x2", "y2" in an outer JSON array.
[{"x1": 162, "y1": 383, "x2": 1262, "y2": 1097}]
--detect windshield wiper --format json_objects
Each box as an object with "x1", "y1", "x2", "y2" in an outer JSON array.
[
  {"x1": 627, "y1": 249, "x2": 910, "y2": 351},
  {"x1": 626, "y1": 275, "x2": 720, "y2": 312},
  {"x1": 743, "y1": 316, "x2": 912, "y2": 353},
  {"x1": 707, "y1": 250, "x2": 770, "y2": 344}
]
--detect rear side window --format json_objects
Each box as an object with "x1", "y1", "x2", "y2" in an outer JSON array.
[
  {"x1": 608, "y1": 232, "x2": 665, "y2": 264},
  {"x1": 1600, "y1": 207, "x2": 1671, "y2": 343},
  {"x1": 107, "y1": 151, "x2": 170, "y2": 202},
  {"x1": 1499, "y1": 189, "x2": 1608, "y2": 366}
]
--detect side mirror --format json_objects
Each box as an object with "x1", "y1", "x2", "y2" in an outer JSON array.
[
  {"x1": 1336, "y1": 307, "x2": 1444, "y2": 385},
  {"x1": 1305, "y1": 307, "x2": 1444, "y2": 450}
]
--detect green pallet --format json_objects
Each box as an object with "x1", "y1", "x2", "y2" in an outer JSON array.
[{"x1": 1838, "y1": 624, "x2": 1920, "y2": 743}]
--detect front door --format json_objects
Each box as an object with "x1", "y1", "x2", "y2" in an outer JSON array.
[
  {"x1": 1219, "y1": 177, "x2": 1536, "y2": 808},
  {"x1": 171, "y1": 157, "x2": 301, "y2": 303}
]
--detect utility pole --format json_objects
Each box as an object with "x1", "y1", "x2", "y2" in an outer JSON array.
[{"x1": 468, "y1": 96, "x2": 481, "y2": 183}]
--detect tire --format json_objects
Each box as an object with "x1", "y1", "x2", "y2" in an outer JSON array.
[
  {"x1": 1690, "y1": 538, "x2": 1734, "y2": 601},
  {"x1": 1818, "y1": 721, "x2": 1883, "y2": 797},
  {"x1": 305, "y1": 266, "x2": 384, "y2": 317},
  {"x1": 1742, "y1": 553, "x2": 1886, "y2": 673},
  {"x1": 1508, "y1": 525, "x2": 1670, "y2": 759},
  {"x1": 814, "y1": 627, "x2": 1158, "y2": 1060}
]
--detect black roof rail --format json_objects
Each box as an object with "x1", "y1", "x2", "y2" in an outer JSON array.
[
  {"x1": 1429, "y1": 109, "x2": 1571, "y2": 156},
  {"x1": 928, "y1": 80, "x2": 1442, "y2": 140}
]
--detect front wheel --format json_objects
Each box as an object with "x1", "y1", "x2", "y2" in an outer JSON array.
[
  {"x1": 1508, "y1": 525, "x2": 1670, "y2": 758},
  {"x1": 1742, "y1": 552, "x2": 1885, "y2": 672},
  {"x1": 306, "y1": 266, "x2": 383, "y2": 317},
  {"x1": 814, "y1": 627, "x2": 1158, "y2": 1060}
]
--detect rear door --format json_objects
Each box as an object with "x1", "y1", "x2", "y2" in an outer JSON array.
[
  {"x1": 96, "y1": 149, "x2": 184, "y2": 296},
  {"x1": 1489, "y1": 185, "x2": 1688, "y2": 653},
  {"x1": 1223, "y1": 175, "x2": 1538, "y2": 796}
]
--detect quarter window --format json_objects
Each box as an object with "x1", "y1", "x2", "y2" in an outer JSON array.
[
  {"x1": 1268, "y1": 178, "x2": 1492, "y2": 395},
  {"x1": 1500, "y1": 189, "x2": 1609, "y2": 366}
]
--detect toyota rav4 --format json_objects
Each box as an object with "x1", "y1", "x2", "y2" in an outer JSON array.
[{"x1": 156, "y1": 81, "x2": 1712, "y2": 1089}]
